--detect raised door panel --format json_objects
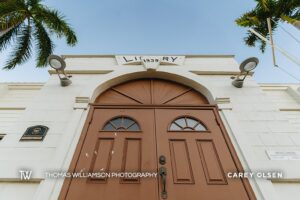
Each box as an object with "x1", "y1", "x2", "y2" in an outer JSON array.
[
  {"x1": 169, "y1": 139, "x2": 194, "y2": 184},
  {"x1": 62, "y1": 109, "x2": 158, "y2": 200},
  {"x1": 155, "y1": 109, "x2": 253, "y2": 200},
  {"x1": 121, "y1": 138, "x2": 142, "y2": 183},
  {"x1": 197, "y1": 140, "x2": 227, "y2": 185},
  {"x1": 89, "y1": 138, "x2": 114, "y2": 182}
]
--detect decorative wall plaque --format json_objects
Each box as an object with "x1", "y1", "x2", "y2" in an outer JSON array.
[
  {"x1": 266, "y1": 150, "x2": 300, "y2": 160},
  {"x1": 20, "y1": 125, "x2": 49, "y2": 141},
  {"x1": 115, "y1": 56, "x2": 186, "y2": 69}
]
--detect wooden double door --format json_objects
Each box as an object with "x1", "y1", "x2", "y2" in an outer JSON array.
[
  {"x1": 60, "y1": 79, "x2": 255, "y2": 200},
  {"x1": 61, "y1": 107, "x2": 254, "y2": 200}
]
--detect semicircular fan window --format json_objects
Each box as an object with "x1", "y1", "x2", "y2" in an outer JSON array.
[
  {"x1": 102, "y1": 116, "x2": 141, "y2": 131},
  {"x1": 169, "y1": 116, "x2": 207, "y2": 131}
]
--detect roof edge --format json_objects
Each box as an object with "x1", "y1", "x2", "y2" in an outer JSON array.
[{"x1": 61, "y1": 54, "x2": 235, "y2": 59}]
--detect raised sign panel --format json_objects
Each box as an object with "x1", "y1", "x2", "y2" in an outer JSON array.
[
  {"x1": 115, "y1": 56, "x2": 185, "y2": 70},
  {"x1": 20, "y1": 125, "x2": 49, "y2": 141},
  {"x1": 266, "y1": 150, "x2": 300, "y2": 160}
]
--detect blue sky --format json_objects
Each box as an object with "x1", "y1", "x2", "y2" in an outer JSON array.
[{"x1": 0, "y1": 0, "x2": 300, "y2": 83}]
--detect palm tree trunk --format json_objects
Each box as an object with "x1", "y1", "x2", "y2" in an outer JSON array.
[{"x1": 0, "y1": 26, "x2": 13, "y2": 36}]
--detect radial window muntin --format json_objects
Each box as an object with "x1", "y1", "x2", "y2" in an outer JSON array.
[
  {"x1": 102, "y1": 116, "x2": 141, "y2": 131},
  {"x1": 169, "y1": 116, "x2": 207, "y2": 132}
]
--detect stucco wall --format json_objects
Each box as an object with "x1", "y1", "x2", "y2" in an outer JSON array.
[
  {"x1": 0, "y1": 55, "x2": 299, "y2": 200},
  {"x1": 0, "y1": 182, "x2": 40, "y2": 200},
  {"x1": 259, "y1": 84, "x2": 300, "y2": 200}
]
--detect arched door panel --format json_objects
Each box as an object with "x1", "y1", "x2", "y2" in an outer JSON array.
[{"x1": 95, "y1": 79, "x2": 209, "y2": 105}]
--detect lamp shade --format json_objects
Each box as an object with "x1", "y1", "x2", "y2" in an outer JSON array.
[
  {"x1": 47, "y1": 55, "x2": 66, "y2": 70},
  {"x1": 239, "y1": 57, "x2": 259, "y2": 73}
]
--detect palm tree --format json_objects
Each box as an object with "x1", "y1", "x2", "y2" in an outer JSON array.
[
  {"x1": 0, "y1": 0, "x2": 77, "y2": 69},
  {"x1": 236, "y1": 0, "x2": 300, "y2": 52}
]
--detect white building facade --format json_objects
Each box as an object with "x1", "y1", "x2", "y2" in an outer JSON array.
[{"x1": 0, "y1": 55, "x2": 300, "y2": 200}]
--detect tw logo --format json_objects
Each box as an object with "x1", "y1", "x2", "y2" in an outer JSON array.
[{"x1": 19, "y1": 170, "x2": 32, "y2": 180}]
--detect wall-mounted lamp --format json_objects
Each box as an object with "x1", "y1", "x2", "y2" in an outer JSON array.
[
  {"x1": 47, "y1": 55, "x2": 72, "y2": 87},
  {"x1": 232, "y1": 57, "x2": 259, "y2": 88}
]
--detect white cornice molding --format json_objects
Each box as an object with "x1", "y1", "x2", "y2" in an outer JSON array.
[
  {"x1": 61, "y1": 54, "x2": 235, "y2": 59},
  {"x1": 279, "y1": 108, "x2": 300, "y2": 111},
  {"x1": 7, "y1": 84, "x2": 43, "y2": 90},
  {"x1": 215, "y1": 97, "x2": 232, "y2": 110},
  {"x1": 190, "y1": 71, "x2": 253, "y2": 76},
  {"x1": 74, "y1": 97, "x2": 90, "y2": 110},
  {"x1": 261, "y1": 85, "x2": 300, "y2": 102},
  {"x1": 0, "y1": 107, "x2": 26, "y2": 110},
  {"x1": 260, "y1": 85, "x2": 289, "y2": 91},
  {"x1": 215, "y1": 97, "x2": 231, "y2": 104},
  {"x1": 48, "y1": 70, "x2": 113, "y2": 75},
  {"x1": 271, "y1": 179, "x2": 300, "y2": 183}
]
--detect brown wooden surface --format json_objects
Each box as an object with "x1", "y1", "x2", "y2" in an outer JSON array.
[
  {"x1": 62, "y1": 109, "x2": 158, "y2": 200},
  {"x1": 59, "y1": 79, "x2": 256, "y2": 200},
  {"x1": 155, "y1": 109, "x2": 252, "y2": 200},
  {"x1": 95, "y1": 79, "x2": 209, "y2": 105}
]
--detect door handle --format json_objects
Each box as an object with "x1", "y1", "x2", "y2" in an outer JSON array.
[{"x1": 159, "y1": 166, "x2": 167, "y2": 199}]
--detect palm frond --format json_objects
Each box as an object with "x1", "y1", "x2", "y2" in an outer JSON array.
[
  {"x1": 33, "y1": 20, "x2": 54, "y2": 67},
  {"x1": 292, "y1": 10, "x2": 300, "y2": 20},
  {"x1": 27, "y1": 0, "x2": 39, "y2": 7},
  {"x1": 0, "y1": 0, "x2": 77, "y2": 69},
  {"x1": 4, "y1": 24, "x2": 32, "y2": 69},
  {"x1": 244, "y1": 31, "x2": 258, "y2": 47},
  {"x1": 0, "y1": 14, "x2": 26, "y2": 31},
  {"x1": 0, "y1": 0, "x2": 27, "y2": 32},
  {"x1": 281, "y1": 14, "x2": 298, "y2": 23},
  {"x1": 0, "y1": 0, "x2": 26, "y2": 17},
  {"x1": 0, "y1": 22, "x2": 22, "y2": 52},
  {"x1": 236, "y1": 10, "x2": 260, "y2": 27},
  {"x1": 236, "y1": 0, "x2": 298, "y2": 52},
  {"x1": 35, "y1": 6, "x2": 77, "y2": 46},
  {"x1": 260, "y1": 41, "x2": 267, "y2": 53},
  {"x1": 277, "y1": 0, "x2": 299, "y2": 15},
  {"x1": 254, "y1": 0, "x2": 270, "y2": 11}
]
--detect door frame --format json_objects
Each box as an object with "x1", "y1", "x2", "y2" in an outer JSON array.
[{"x1": 59, "y1": 104, "x2": 256, "y2": 200}]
